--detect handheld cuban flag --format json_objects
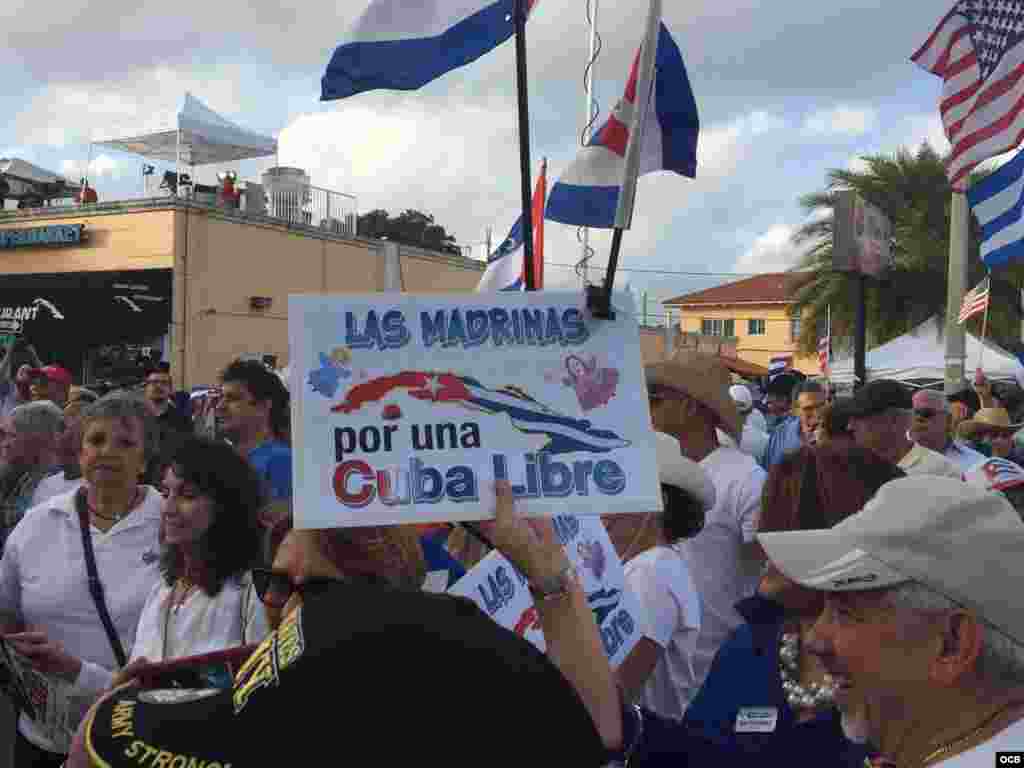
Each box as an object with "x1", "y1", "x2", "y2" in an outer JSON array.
[
  {"x1": 322, "y1": 0, "x2": 540, "y2": 101},
  {"x1": 968, "y1": 149, "x2": 1024, "y2": 269},
  {"x1": 545, "y1": 16, "x2": 698, "y2": 229},
  {"x1": 477, "y1": 160, "x2": 546, "y2": 292}
]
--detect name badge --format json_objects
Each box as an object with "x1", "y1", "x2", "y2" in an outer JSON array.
[{"x1": 735, "y1": 707, "x2": 778, "y2": 733}]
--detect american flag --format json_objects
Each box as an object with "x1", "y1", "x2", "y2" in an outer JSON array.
[
  {"x1": 958, "y1": 276, "x2": 991, "y2": 323},
  {"x1": 818, "y1": 336, "x2": 831, "y2": 374},
  {"x1": 912, "y1": 1, "x2": 1024, "y2": 190}
]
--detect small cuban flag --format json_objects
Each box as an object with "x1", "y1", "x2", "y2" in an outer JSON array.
[{"x1": 477, "y1": 159, "x2": 546, "y2": 292}]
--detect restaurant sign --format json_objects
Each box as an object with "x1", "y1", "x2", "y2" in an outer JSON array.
[{"x1": 0, "y1": 225, "x2": 85, "y2": 249}]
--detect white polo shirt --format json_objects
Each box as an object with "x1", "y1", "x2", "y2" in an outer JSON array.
[{"x1": 0, "y1": 486, "x2": 163, "y2": 753}]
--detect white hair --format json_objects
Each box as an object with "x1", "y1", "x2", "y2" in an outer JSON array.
[
  {"x1": 884, "y1": 581, "x2": 1024, "y2": 690},
  {"x1": 9, "y1": 401, "x2": 65, "y2": 437}
]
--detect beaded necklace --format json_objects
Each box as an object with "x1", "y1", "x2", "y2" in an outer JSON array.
[{"x1": 778, "y1": 632, "x2": 836, "y2": 711}]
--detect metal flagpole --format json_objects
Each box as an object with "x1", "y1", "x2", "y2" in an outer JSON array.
[
  {"x1": 175, "y1": 129, "x2": 182, "y2": 198},
  {"x1": 944, "y1": 192, "x2": 970, "y2": 394},
  {"x1": 581, "y1": 0, "x2": 600, "y2": 288},
  {"x1": 512, "y1": 0, "x2": 537, "y2": 291}
]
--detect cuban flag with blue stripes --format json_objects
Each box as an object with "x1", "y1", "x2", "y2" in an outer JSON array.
[
  {"x1": 545, "y1": 22, "x2": 698, "y2": 228},
  {"x1": 477, "y1": 217, "x2": 527, "y2": 292},
  {"x1": 322, "y1": 0, "x2": 539, "y2": 101},
  {"x1": 968, "y1": 149, "x2": 1024, "y2": 269}
]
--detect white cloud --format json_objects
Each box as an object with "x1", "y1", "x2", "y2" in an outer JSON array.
[
  {"x1": 61, "y1": 154, "x2": 119, "y2": 179},
  {"x1": 699, "y1": 111, "x2": 788, "y2": 177},
  {"x1": 12, "y1": 68, "x2": 244, "y2": 148},
  {"x1": 802, "y1": 106, "x2": 877, "y2": 138},
  {"x1": 732, "y1": 225, "x2": 806, "y2": 273}
]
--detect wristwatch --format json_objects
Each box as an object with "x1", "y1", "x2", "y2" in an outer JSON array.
[{"x1": 528, "y1": 563, "x2": 577, "y2": 601}]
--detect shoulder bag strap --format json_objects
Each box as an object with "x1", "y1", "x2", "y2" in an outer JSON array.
[
  {"x1": 240, "y1": 573, "x2": 252, "y2": 646},
  {"x1": 75, "y1": 490, "x2": 128, "y2": 668}
]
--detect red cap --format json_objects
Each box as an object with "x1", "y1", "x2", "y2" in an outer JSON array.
[{"x1": 28, "y1": 366, "x2": 73, "y2": 387}]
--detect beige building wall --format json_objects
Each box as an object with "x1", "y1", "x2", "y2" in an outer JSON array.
[
  {"x1": 175, "y1": 209, "x2": 485, "y2": 387},
  {"x1": 0, "y1": 209, "x2": 174, "y2": 272},
  {"x1": 0, "y1": 203, "x2": 484, "y2": 389},
  {"x1": 678, "y1": 304, "x2": 817, "y2": 374}
]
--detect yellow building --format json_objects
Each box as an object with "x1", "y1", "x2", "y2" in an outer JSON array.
[
  {"x1": 663, "y1": 273, "x2": 819, "y2": 375},
  {"x1": 0, "y1": 199, "x2": 483, "y2": 389}
]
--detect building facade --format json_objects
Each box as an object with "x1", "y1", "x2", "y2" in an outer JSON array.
[
  {"x1": 0, "y1": 199, "x2": 483, "y2": 389},
  {"x1": 663, "y1": 273, "x2": 819, "y2": 375}
]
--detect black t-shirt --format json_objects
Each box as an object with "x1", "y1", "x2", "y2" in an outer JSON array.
[{"x1": 86, "y1": 582, "x2": 610, "y2": 767}]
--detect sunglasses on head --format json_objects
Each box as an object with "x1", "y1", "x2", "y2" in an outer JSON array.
[{"x1": 251, "y1": 568, "x2": 339, "y2": 607}]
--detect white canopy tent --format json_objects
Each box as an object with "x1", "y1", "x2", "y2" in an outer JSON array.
[
  {"x1": 829, "y1": 317, "x2": 1024, "y2": 387},
  {"x1": 92, "y1": 92, "x2": 277, "y2": 176}
]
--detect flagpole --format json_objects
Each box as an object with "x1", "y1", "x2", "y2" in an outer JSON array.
[
  {"x1": 597, "y1": 0, "x2": 660, "y2": 316},
  {"x1": 512, "y1": 0, "x2": 537, "y2": 292},
  {"x1": 944, "y1": 193, "x2": 970, "y2": 394},
  {"x1": 581, "y1": 0, "x2": 600, "y2": 287},
  {"x1": 826, "y1": 303, "x2": 832, "y2": 390}
]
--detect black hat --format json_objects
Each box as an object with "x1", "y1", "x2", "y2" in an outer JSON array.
[
  {"x1": 82, "y1": 582, "x2": 607, "y2": 767},
  {"x1": 849, "y1": 379, "x2": 912, "y2": 417},
  {"x1": 947, "y1": 386, "x2": 981, "y2": 413}
]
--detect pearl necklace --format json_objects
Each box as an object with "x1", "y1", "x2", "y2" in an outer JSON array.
[{"x1": 779, "y1": 632, "x2": 836, "y2": 711}]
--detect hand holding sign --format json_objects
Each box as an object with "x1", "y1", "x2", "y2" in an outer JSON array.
[{"x1": 481, "y1": 481, "x2": 570, "y2": 587}]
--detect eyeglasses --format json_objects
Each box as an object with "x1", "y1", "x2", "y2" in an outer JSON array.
[
  {"x1": 913, "y1": 408, "x2": 940, "y2": 419},
  {"x1": 251, "y1": 568, "x2": 339, "y2": 607}
]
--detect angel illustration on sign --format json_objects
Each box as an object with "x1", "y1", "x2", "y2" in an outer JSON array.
[
  {"x1": 308, "y1": 348, "x2": 352, "y2": 398},
  {"x1": 578, "y1": 540, "x2": 606, "y2": 581},
  {"x1": 562, "y1": 354, "x2": 619, "y2": 411}
]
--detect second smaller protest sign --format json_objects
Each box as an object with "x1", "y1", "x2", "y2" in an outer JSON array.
[{"x1": 448, "y1": 515, "x2": 643, "y2": 667}]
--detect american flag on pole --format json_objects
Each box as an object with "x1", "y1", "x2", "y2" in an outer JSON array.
[
  {"x1": 912, "y1": 1, "x2": 1024, "y2": 190},
  {"x1": 818, "y1": 336, "x2": 830, "y2": 374},
  {"x1": 958, "y1": 276, "x2": 991, "y2": 323}
]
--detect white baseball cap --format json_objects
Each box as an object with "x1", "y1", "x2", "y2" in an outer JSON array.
[
  {"x1": 758, "y1": 476, "x2": 1024, "y2": 644},
  {"x1": 728, "y1": 384, "x2": 754, "y2": 413},
  {"x1": 655, "y1": 431, "x2": 716, "y2": 511}
]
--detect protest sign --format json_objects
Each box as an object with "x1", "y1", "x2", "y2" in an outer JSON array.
[
  {"x1": 288, "y1": 292, "x2": 661, "y2": 528},
  {"x1": 447, "y1": 515, "x2": 643, "y2": 667}
]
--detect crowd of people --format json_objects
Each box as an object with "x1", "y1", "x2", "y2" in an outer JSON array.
[{"x1": 0, "y1": 333, "x2": 1016, "y2": 767}]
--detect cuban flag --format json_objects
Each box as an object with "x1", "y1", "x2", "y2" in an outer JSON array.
[
  {"x1": 968, "y1": 148, "x2": 1024, "y2": 269},
  {"x1": 545, "y1": 20, "x2": 699, "y2": 228},
  {"x1": 322, "y1": 0, "x2": 540, "y2": 101},
  {"x1": 477, "y1": 160, "x2": 547, "y2": 292},
  {"x1": 331, "y1": 370, "x2": 630, "y2": 455}
]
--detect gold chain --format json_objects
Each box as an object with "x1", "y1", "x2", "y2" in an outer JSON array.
[{"x1": 918, "y1": 701, "x2": 1021, "y2": 767}]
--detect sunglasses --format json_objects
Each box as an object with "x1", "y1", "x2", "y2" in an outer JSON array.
[
  {"x1": 251, "y1": 568, "x2": 339, "y2": 607},
  {"x1": 913, "y1": 408, "x2": 941, "y2": 419}
]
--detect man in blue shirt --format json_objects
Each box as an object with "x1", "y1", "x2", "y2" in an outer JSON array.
[
  {"x1": 217, "y1": 359, "x2": 292, "y2": 506},
  {"x1": 764, "y1": 379, "x2": 826, "y2": 468}
]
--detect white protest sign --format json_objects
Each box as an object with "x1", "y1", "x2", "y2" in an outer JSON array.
[
  {"x1": 288, "y1": 292, "x2": 661, "y2": 528},
  {"x1": 447, "y1": 515, "x2": 644, "y2": 667}
]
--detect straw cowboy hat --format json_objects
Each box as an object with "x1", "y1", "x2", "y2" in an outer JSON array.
[
  {"x1": 958, "y1": 407, "x2": 1024, "y2": 438},
  {"x1": 645, "y1": 349, "x2": 743, "y2": 439}
]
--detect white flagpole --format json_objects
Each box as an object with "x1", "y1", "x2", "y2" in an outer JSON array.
[
  {"x1": 612, "y1": 0, "x2": 660, "y2": 230},
  {"x1": 580, "y1": 0, "x2": 600, "y2": 287}
]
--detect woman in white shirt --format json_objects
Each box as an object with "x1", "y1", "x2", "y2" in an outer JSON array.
[
  {"x1": 605, "y1": 431, "x2": 717, "y2": 721},
  {"x1": 0, "y1": 393, "x2": 163, "y2": 767},
  {"x1": 124, "y1": 435, "x2": 269, "y2": 672}
]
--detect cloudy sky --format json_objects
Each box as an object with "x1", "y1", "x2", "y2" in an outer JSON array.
[{"x1": 0, "y1": 0, "x2": 952, "y2": 319}]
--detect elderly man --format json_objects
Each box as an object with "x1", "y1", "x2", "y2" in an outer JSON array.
[
  {"x1": 27, "y1": 364, "x2": 72, "y2": 408},
  {"x1": 909, "y1": 389, "x2": 984, "y2": 473},
  {"x1": 764, "y1": 379, "x2": 827, "y2": 468},
  {"x1": 645, "y1": 350, "x2": 767, "y2": 710},
  {"x1": 847, "y1": 380, "x2": 962, "y2": 478},
  {"x1": 0, "y1": 400, "x2": 64, "y2": 550},
  {"x1": 759, "y1": 477, "x2": 1024, "y2": 766}
]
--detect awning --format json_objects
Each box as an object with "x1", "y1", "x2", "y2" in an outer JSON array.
[
  {"x1": 719, "y1": 356, "x2": 770, "y2": 378},
  {"x1": 92, "y1": 93, "x2": 277, "y2": 166}
]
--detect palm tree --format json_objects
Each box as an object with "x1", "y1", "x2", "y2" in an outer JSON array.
[{"x1": 789, "y1": 143, "x2": 1024, "y2": 360}]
